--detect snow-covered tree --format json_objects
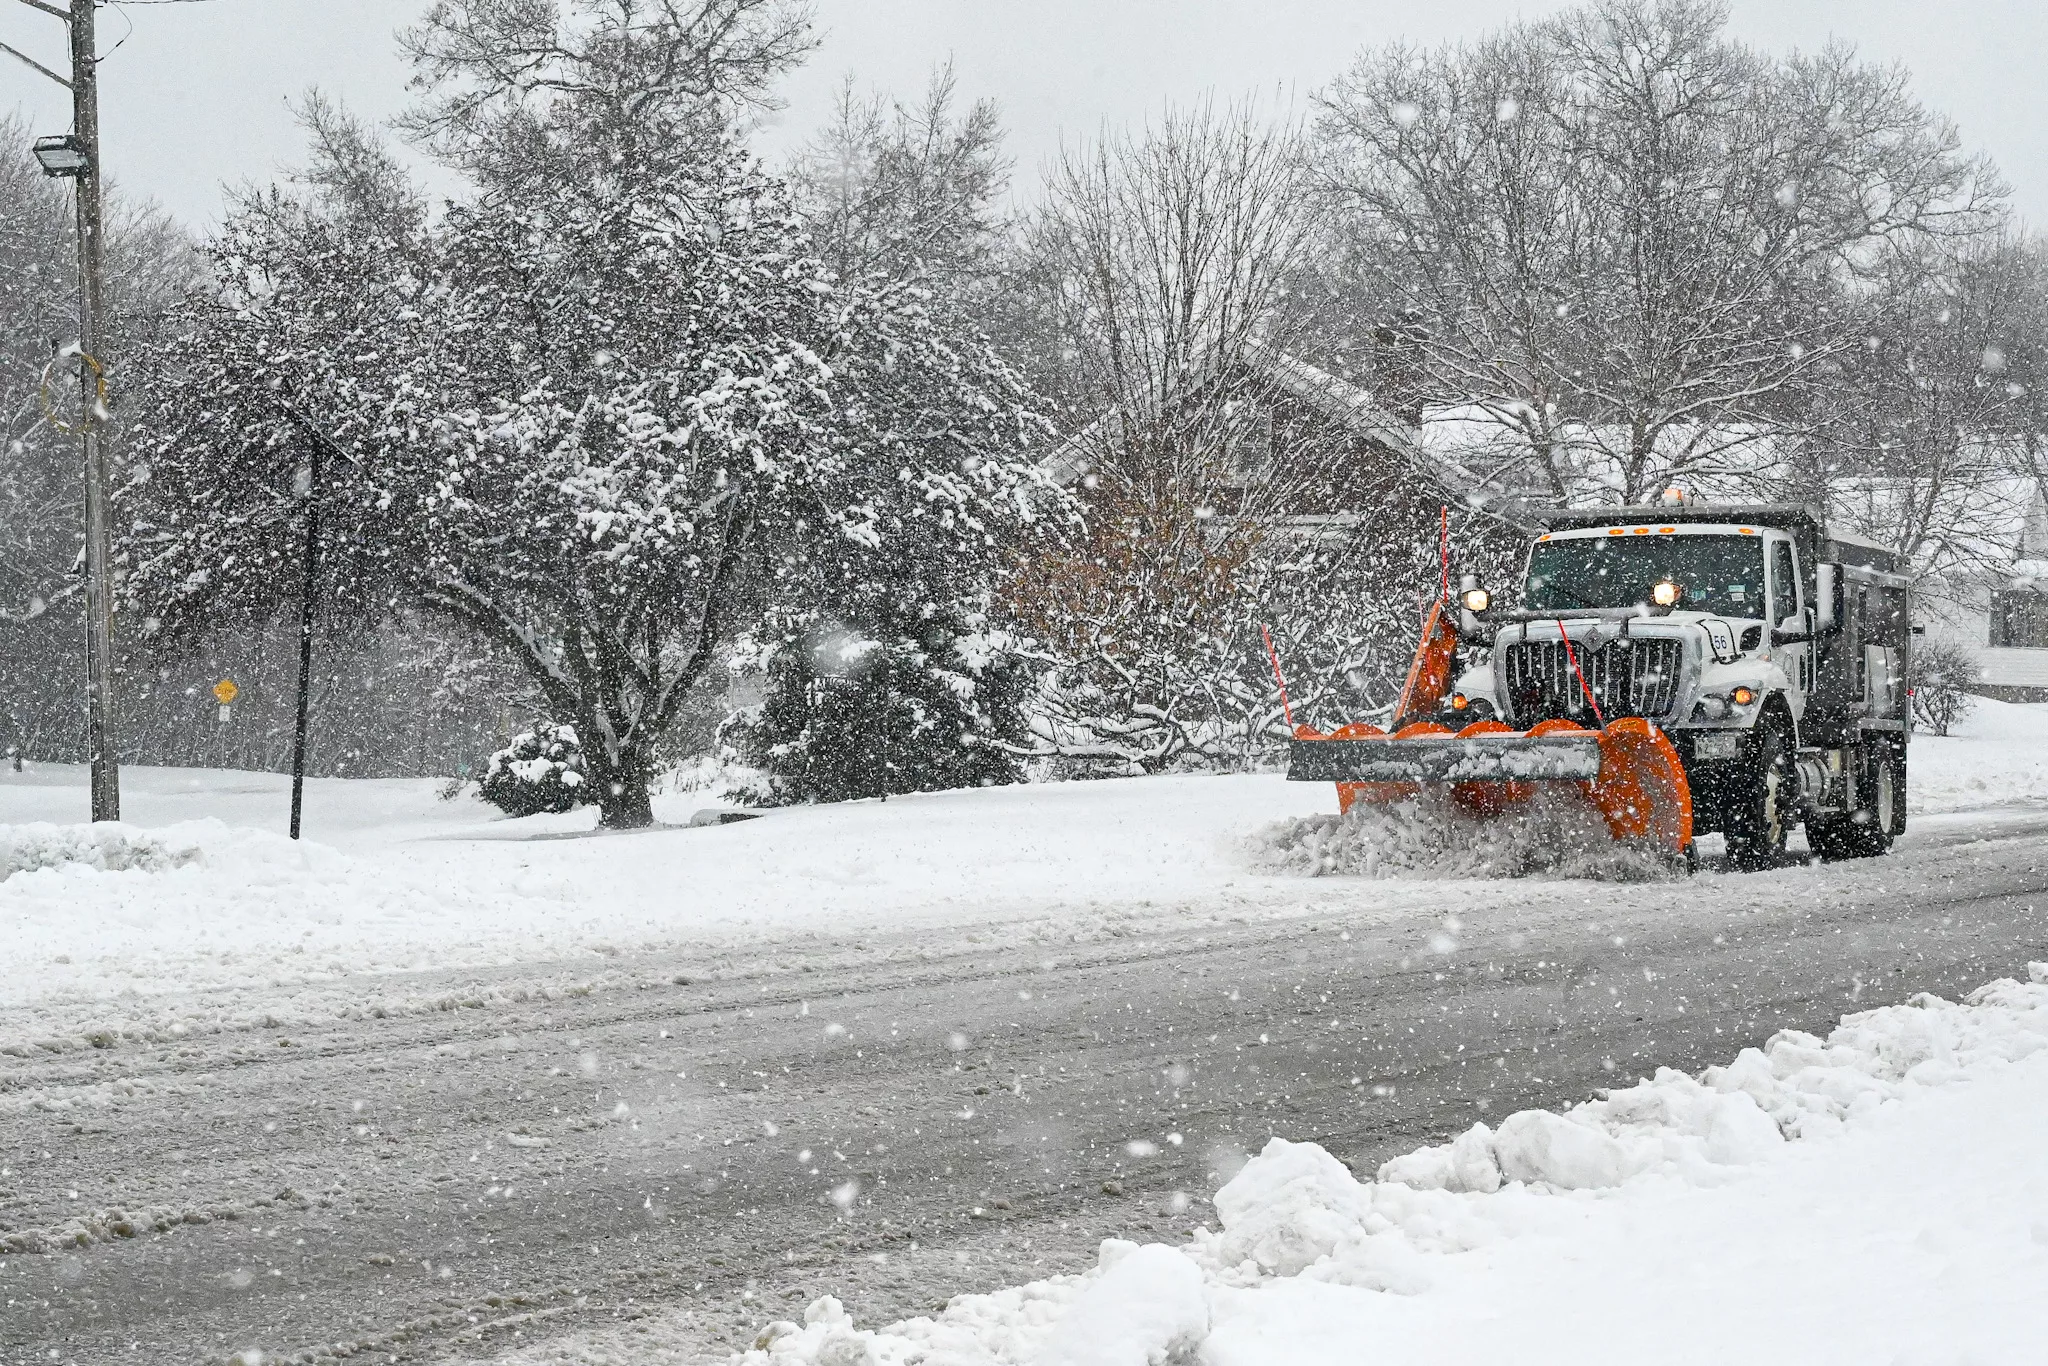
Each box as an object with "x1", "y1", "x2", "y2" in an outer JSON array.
[
  {"x1": 479, "y1": 721, "x2": 590, "y2": 815},
  {"x1": 120, "y1": 0, "x2": 1052, "y2": 826},
  {"x1": 122, "y1": 137, "x2": 1049, "y2": 825},
  {"x1": 721, "y1": 610, "x2": 1031, "y2": 803},
  {"x1": 709, "y1": 63, "x2": 1051, "y2": 803},
  {"x1": 395, "y1": 0, "x2": 817, "y2": 192}
]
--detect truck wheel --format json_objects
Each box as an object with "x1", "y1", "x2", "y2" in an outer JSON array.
[
  {"x1": 1864, "y1": 745, "x2": 1901, "y2": 851},
  {"x1": 1886, "y1": 744, "x2": 1908, "y2": 838},
  {"x1": 1808, "y1": 743, "x2": 1899, "y2": 861},
  {"x1": 1724, "y1": 722, "x2": 1792, "y2": 871}
]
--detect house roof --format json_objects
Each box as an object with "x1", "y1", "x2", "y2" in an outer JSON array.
[{"x1": 1038, "y1": 341, "x2": 1492, "y2": 508}]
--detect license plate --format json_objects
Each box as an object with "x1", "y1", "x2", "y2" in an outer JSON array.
[{"x1": 1692, "y1": 731, "x2": 1742, "y2": 761}]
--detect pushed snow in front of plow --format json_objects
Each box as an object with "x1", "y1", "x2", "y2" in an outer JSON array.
[{"x1": 1246, "y1": 788, "x2": 1684, "y2": 882}]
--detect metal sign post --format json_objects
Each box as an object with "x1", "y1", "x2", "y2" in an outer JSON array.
[
  {"x1": 289, "y1": 435, "x2": 322, "y2": 841},
  {"x1": 213, "y1": 678, "x2": 236, "y2": 769}
]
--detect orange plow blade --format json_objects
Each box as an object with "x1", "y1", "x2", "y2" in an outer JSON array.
[{"x1": 1288, "y1": 715, "x2": 1693, "y2": 857}]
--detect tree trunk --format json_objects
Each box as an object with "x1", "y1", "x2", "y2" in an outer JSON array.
[{"x1": 590, "y1": 741, "x2": 656, "y2": 829}]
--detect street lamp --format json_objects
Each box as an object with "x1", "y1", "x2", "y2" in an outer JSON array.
[{"x1": 31, "y1": 133, "x2": 88, "y2": 177}]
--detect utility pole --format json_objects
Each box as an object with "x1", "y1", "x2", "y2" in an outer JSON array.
[
  {"x1": 69, "y1": 0, "x2": 119, "y2": 824},
  {"x1": 10, "y1": 0, "x2": 121, "y2": 821}
]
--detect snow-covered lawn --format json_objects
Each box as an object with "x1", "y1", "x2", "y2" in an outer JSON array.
[
  {"x1": 0, "y1": 762, "x2": 1345, "y2": 1031},
  {"x1": 728, "y1": 967, "x2": 2048, "y2": 1366},
  {"x1": 1909, "y1": 694, "x2": 2048, "y2": 814}
]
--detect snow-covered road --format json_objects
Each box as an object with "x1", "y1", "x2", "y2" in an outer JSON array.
[{"x1": 3, "y1": 806, "x2": 2045, "y2": 1364}]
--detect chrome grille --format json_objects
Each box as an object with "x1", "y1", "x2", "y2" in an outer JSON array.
[{"x1": 1502, "y1": 636, "x2": 1684, "y2": 724}]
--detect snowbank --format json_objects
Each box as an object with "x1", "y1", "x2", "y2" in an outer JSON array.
[
  {"x1": 0, "y1": 820, "x2": 201, "y2": 879},
  {"x1": 1031, "y1": 1241, "x2": 1208, "y2": 1366},
  {"x1": 723, "y1": 964, "x2": 2048, "y2": 1366},
  {"x1": 737, "y1": 1240, "x2": 1210, "y2": 1366}
]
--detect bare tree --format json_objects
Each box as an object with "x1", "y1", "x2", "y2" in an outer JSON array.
[
  {"x1": 1806, "y1": 234, "x2": 2045, "y2": 591},
  {"x1": 790, "y1": 62, "x2": 1011, "y2": 295},
  {"x1": 1314, "y1": 0, "x2": 2004, "y2": 504},
  {"x1": 1031, "y1": 99, "x2": 1316, "y2": 462},
  {"x1": 397, "y1": 0, "x2": 817, "y2": 188},
  {"x1": 1004, "y1": 101, "x2": 1481, "y2": 772}
]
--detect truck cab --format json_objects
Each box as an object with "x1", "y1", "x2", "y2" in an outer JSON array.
[{"x1": 1447, "y1": 503, "x2": 1912, "y2": 868}]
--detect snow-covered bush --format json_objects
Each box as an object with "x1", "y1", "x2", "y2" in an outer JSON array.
[
  {"x1": 478, "y1": 723, "x2": 588, "y2": 817},
  {"x1": 722, "y1": 613, "x2": 1029, "y2": 804},
  {"x1": 1910, "y1": 637, "x2": 1979, "y2": 736}
]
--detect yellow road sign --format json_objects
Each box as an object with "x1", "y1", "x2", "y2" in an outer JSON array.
[{"x1": 213, "y1": 679, "x2": 239, "y2": 705}]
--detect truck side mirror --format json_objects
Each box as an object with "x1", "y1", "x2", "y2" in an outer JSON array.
[{"x1": 1815, "y1": 563, "x2": 1839, "y2": 634}]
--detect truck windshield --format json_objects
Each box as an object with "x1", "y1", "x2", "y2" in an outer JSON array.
[{"x1": 1524, "y1": 534, "x2": 1768, "y2": 617}]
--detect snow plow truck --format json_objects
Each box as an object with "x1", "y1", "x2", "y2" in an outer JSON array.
[{"x1": 1288, "y1": 502, "x2": 1914, "y2": 869}]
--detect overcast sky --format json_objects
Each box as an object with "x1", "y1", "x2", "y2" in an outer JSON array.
[{"x1": 3, "y1": 0, "x2": 2044, "y2": 227}]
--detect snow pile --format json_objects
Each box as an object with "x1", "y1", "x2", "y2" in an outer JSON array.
[
  {"x1": 1030, "y1": 1241, "x2": 1209, "y2": 1366},
  {"x1": 1208, "y1": 1138, "x2": 1387, "y2": 1276},
  {"x1": 1244, "y1": 789, "x2": 1681, "y2": 882},
  {"x1": 1377, "y1": 1068, "x2": 1781, "y2": 1195},
  {"x1": 725, "y1": 964, "x2": 2048, "y2": 1366},
  {"x1": 0, "y1": 821, "x2": 201, "y2": 880},
  {"x1": 736, "y1": 1239, "x2": 1207, "y2": 1366}
]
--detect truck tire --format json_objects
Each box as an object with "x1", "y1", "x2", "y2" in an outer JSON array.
[
  {"x1": 1886, "y1": 742, "x2": 1908, "y2": 838},
  {"x1": 1724, "y1": 721, "x2": 1792, "y2": 871},
  {"x1": 1807, "y1": 742, "x2": 1901, "y2": 861}
]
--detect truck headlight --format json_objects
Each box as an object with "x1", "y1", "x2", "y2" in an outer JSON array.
[
  {"x1": 1460, "y1": 586, "x2": 1491, "y2": 613},
  {"x1": 1651, "y1": 580, "x2": 1682, "y2": 608}
]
